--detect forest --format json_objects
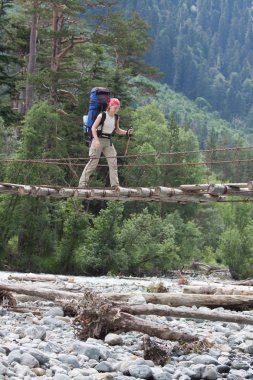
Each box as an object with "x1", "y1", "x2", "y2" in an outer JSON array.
[
  {"x1": 0, "y1": 0, "x2": 253, "y2": 279},
  {"x1": 120, "y1": 0, "x2": 253, "y2": 132}
]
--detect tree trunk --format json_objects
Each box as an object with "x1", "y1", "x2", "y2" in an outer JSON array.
[
  {"x1": 8, "y1": 273, "x2": 74, "y2": 283},
  {"x1": 72, "y1": 291, "x2": 198, "y2": 342},
  {"x1": 116, "y1": 312, "x2": 197, "y2": 342},
  {"x1": 114, "y1": 302, "x2": 253, "y2": 326},
  {"x1": 50, "y1": 5, "x2": 64, "y2": 103},
  {"x1": 25, "y1": 0, "x2": 39, "y2": 112},
  {"x1": 0, "y1": 283, "x2": 77, "y2": 302},
  {"x1": 105, "y1": 292, "x2": 253, "y2": 310},
  {"x1": 183, "y1": 285, "x2": 253, "y2": 296}
]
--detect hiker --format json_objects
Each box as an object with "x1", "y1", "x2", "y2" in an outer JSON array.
[{"x1": 78, "y1": 98, "x2": 133, "y2": 188}]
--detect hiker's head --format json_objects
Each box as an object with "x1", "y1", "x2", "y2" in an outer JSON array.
[{"x1": 108, "y1": 98, "x2": 120, "y2": 111}]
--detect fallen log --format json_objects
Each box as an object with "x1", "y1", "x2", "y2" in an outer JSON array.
[
  {"x1": 235, "y1": 279, "x2": 253, "y2": 286},
  {"x1": 105, "y1": 292, "x2": 253, "y2": 310},
  {"x1": 8, "y1": 273, "x2": 75, "y2": 283},
  {"x1": 73, "y1": 291, "x2": 198, "y2": 342},
  {"x1": 1, "y1": 283, "x2": 253, "y2": 310},
  {"x1": 113, "y1": 302, "x2": 253, "y2": 326},
  {"x1": 183, "y1": 285, "x2": 253, "y2": 296},
  {"x1": 0, "y1": 282, "x2": 80, "y2": 302}
]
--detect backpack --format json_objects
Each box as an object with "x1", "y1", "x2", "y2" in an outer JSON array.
[{"x1": 83, "y1": 87, "x2": 110, "y2": 146}]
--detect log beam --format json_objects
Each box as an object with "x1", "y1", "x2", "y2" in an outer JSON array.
[{"x1": 3, "y1": 182, "x2": 253, "y2": 202}]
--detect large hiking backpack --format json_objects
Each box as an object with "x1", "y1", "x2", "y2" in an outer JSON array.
[{"x1": 83, "y1": 87, "x2": 110, "y2": 146}]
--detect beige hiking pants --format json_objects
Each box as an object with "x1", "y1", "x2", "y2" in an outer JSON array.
[{"x1": 79, "y1": 138, "x2": 119, "y2": 187}]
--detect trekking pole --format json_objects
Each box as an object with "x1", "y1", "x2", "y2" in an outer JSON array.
[{"x1": 124, "y1": 134, "x2": 131, "y2": 156}]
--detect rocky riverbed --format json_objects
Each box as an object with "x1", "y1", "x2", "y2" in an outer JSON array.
[{"x1": 0, "y1": 272, "x2": 253, "y2": 380}]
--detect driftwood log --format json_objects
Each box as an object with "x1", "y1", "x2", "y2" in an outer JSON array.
[
  {"x1": 183, "y1": 284, "x2": 253, "y2": 296},
  {"x1": 72, "y1": 291, "x2": 198, "y2": 342},
  {"x1": 113, "y1": 302, "x2": 253, "y2": 326},
  {"x1": 1, "y1": 283, "x2": 253, "y2": 310},
  {"x1": 8, "y1": 273, "x2": 74, "y2": 283},
  {"x1": 0, "y1": 283, "x2": 197, "y2": 342},
  {"x1": 1, "y1": 283, "x2": 253, "y2": 326},
  {"x1": 105, "y1": 292, "x2": 253, "y2": 310}
]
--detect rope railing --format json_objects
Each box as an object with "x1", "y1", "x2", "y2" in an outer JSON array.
[
  {"x1": 0, "y1": 145, "x2": 253, "y2": 164},
  {"x1": 0, "y1": 158, "x2": 253, "y2": 168}
]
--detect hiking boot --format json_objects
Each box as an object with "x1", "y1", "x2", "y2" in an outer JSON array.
[{"x1": 111, "y1": 185, "x2": 120, "y2": 190}]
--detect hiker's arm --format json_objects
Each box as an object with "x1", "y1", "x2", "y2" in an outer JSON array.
[
  {"x1": 115, "y1": 119, "x2": 133, "y2": 136},
  {"x1": 91, "y1": 115, "x2": 102, "y2": 147}
]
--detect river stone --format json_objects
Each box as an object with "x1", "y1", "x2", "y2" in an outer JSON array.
[
  {"x1": 245, "y1": 344, "x2": 253, "y2": 354},
  {"x1": 104, "y1": 333, "x2": 123, "y2": 346},
  {"x1": 13, "y1": 362, "x2": 31, "y2": 377},
  {"x1": 227, "y1": 375, "x2": 244, "y2": 380},
  {"x1": 72, "y1": 343, "x2": 110, "y2": 360},
  {"x1": 0, "y1": 308, "x2": 7, "y2": 316},
  {"x1": 93, "y1": 373, "x2": 115, "y2": 380},
  {"x1": 42, "y1": 316, "x2": 66, "y2": 327},
  {"x1": 38, "y1": 340, "x2": 62, "y2": 353},
  {"x1": 95, "y1": 361, "x2": 114, "y2": 372},
  {"x1": 32, "y1": 367, "x2": 45, "y2": 376},
  {"x1": 192, "y1": 355, "x2": 219, "y2": 365},
  {"x1": 152, "y1": 371, "x2": 172, "y2": 380},
  {"x1": 217, "y1": 364, "x2": 230, "y2": 373},
  {"x1": 119, "y1": 358, "x2": 152, "y2": 374},
  {"x1": 54, "y1": 374, "x2": 71, "y2": 380},
  {"x1": 58, "y1": 354, "x2": 80, "y2": 368},
  {"x1": 128, "y1": 365, "x2": 153, "y2": 379},
  {"x1": 69, "y1": 368, "x2": 90, "y2": 377},
  {"x1": 0, "y1": 364, "x2": 6, "y2": 376},
  {"x1": 44, "y1": 306, "x2": 64, "y2": 317},
  {"x1": 20, "y1": 352, "x2": 39, "y2": 368},
  {"x1": 189, "y1": 363, "x2": 206, "y2": 379},
  {"x1": 7, "y1": 349, "x2": 22, "y2": 364},
  {"x1": 232, "y1": 360, "x2": 249, "y2": 370},
  {"x1": 25, "y1": 325, "x2": 47, "y2": 340},
  {"x1": 25, "y1": 348, "x2": 49, "y2": 364},
  {"x1": 202, "y1": 365, "x2": 218, "y2": 380},
  {"x1": 163, "y1": 364, "x2": 175, "y2": 374}
]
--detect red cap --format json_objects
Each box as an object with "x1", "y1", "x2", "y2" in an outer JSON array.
[{"x1": 108, "y1": 98, "x2": 121, "y2": 107}]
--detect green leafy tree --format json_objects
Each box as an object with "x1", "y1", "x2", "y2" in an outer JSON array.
[
  {"x1": 56, "y1": 199, "x2": 90, "y2": 274},
  {"x1": 117, "y1": 208, "x2": 179, "y2": 274},
  {"x1": 216, "y1": 203, "x2": 253, "y2": 279},
  {"x1": 75, "y1": 202, "x2": 125, "y2": 275}
]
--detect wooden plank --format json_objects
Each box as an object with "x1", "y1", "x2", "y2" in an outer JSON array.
[
  {"x1": 59, "y1": 188, "x2": 75, "y2": 197},
  {"x1": 179, "y1": 184, "x2": 210, "y2": 191}
]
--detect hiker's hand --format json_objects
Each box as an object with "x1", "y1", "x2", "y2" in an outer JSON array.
[
  {"x1": 127, "y1": 128, "x2": 133, "y2": 136},
  {"x1": 94, "y1": 139, "x2": 101, "y2": 149}
]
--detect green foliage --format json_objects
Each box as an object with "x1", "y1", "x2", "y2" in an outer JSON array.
[
  {"x1": 216, "y1": 204, "x2": 253, "y2": 279},
  {"x1": 119, "y1": 0, "x2": 253, "y2": 124},
  {"x1": 117, "y1": 208, "x2": 179, "y2": 274},
  {"x1": 218, "y1": 226, "x2": 253, "y2": 280},
  {"x1": 146, "y1": 281, "x2": 168, "y2": 293},
  {"x1": 75, "y1": 202, "x2": 125, "y2": 275},
  {"x1": 56, "y1": 199, "x2": 90, "y2": 274}
]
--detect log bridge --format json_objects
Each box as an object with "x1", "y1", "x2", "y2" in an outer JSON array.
[{"x1": 1, "y1": 182, "x2": 253, "y2": 203}]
